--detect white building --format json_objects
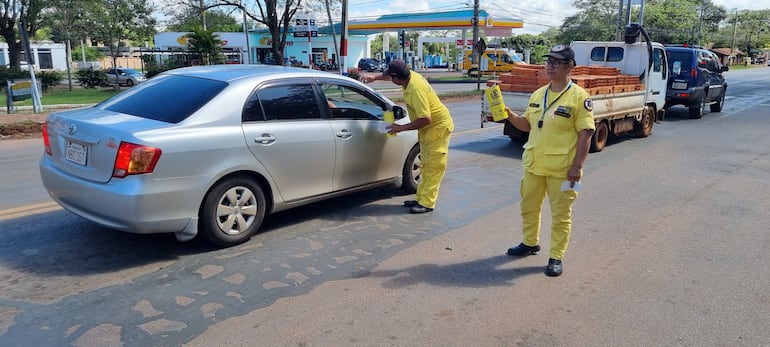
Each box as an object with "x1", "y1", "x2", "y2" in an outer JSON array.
[{"x1": 0, "y1": 41, "x2": 67, "y2": 70}]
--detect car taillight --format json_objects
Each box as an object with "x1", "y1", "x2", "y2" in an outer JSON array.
[
  {"x1": 42, "y1": 121, "x2": 51, "y2": 155},
  {"x1": 690, "y1": 68, "x2": 697, "y2": 78},
  {"x1": 112, "y1": 142, "x2": 161, "y2": 178}
]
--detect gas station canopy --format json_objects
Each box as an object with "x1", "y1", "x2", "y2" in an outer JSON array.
[{"x1": 318, "y1": 9, "x2": 523, "y2": 36}]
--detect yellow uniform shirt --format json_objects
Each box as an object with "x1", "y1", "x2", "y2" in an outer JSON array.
[
  {"x1": 522, "y1": 82, "x2": 595, "y2": 177},
  {"x1": 402, "y1": 71, "x2": 454, "y2": 133}
]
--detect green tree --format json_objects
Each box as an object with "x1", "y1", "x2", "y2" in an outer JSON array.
[
  {"x1": 644, "y1": 0, "x2": 726, "y2": 45},
  {"x1": 88, "y1": 0, "x2": 156, "y2": 90},
  {"x1": 185, "y1": 26, "x2": 224, "y2": 65},
  {"x1": 41, "y1": 0, "x2": 98, "y2": 90},
  {"x1": 557, "y1": 0, "x2": 619, "y2": 43},
  {"x1": 0, "y1": 0, "x2": 47, "y2": 70},
  {"x1": 167, "y1": 8, "x2": 241, "y2": 32}
]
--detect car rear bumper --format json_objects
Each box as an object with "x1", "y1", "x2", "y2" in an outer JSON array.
[
  {"x1": 39, "y1": 156, "x2": 201, "y2": 234},
  {"x1": 666, "y1": 87, "x2": 706, "y2": 107}
]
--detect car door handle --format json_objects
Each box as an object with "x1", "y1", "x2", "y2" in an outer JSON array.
[
  {"x1": 651, "y1": 90, "x2": 660, "y2": 95},
  {"x1": 336, "y1": 129, "x2": 352, "y2": 139},
  {"x1": 254, "y1": 134, "x2": 277, "y2": 144}
]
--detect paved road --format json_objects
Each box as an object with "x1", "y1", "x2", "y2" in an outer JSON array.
[{"x1": 1, "y1": 67, "x2": 768, "y2": 346}]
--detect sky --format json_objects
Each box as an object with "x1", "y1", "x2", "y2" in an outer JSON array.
[{"x1": 348, "y1": 0, "x2": 769, "y2": 35}]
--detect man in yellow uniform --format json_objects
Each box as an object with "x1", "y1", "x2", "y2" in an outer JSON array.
[
  {"x1": 503, "y1": 45, "x2": 595, "y2": 276},
  {"x1": 361, "y1": 59, "x2": 454, "y2": 214}
]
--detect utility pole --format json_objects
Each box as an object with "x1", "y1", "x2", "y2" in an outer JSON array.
[
  {"x1": 340, "y1": 0, "x2": 348, "y2": 75},
  {"x1": 199, "y1": 0, "x2": 206, "y2": 30},
  {"x1": 731, "y1": 10, "x2": 738, "y2": 63},
  {"x1": 697, "y1": 2, "x2": 704, "y2": 47},
  {"x1": 241, "y1": 0, "x2": 250, "y2": 64},
  {"x1": 471, "y1": 0, "x2": 479, "y2": 90},
  {"x1": 18, "y1": 20, "x2": 42, "y2": 113}
]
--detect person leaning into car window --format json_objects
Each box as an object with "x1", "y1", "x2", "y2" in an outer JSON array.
[
  {"x1": 360, "y1": 59, "x2": 455, "y2": 214},
  {"x1": 502, "y1": 45, "x2": 595, "y2": 277}
]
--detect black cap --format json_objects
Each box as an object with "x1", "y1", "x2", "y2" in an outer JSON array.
[
  {"x1": 383, "y1": 59, "x2": 411, "y2": 79},
  {"x1": 543, "y1": 45, "x2": 575, "y2": 63}
]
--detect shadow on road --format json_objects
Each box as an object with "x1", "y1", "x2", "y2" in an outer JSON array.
[{"x1": 366, "y1": 255, "x2": 544, "y2": 288}]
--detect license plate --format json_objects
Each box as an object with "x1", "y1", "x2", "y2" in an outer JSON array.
[
  {"x1": 65, "y1": 141, "x2": 88, "y2": 166},
  {"x1": 672, "y1": 82, "x2": 687, "y2": 89}
]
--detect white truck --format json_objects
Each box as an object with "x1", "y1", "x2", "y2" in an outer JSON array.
[{"x1": 484, "y1": 28, "x2": 668, "y2": 152}]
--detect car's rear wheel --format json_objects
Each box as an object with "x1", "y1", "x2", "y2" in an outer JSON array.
[
  {"x1": 590, "y1": 121, "x2": 609, "y2": 153},
  {"x1": 200, "y1": 176, "x2": 266, "y2": 247},
  {"x1": 710, "y1": 91, "x2": 725, "y2": 112},
  {"x1": 401, "y1": 145, "x2": 421, "y2": 194},
  {"x1": 688, "y1": 97, "x2": 705, "y2": 119},
  {"x1": 631, "y1": 106, "x2": 654, "y2": 138}
]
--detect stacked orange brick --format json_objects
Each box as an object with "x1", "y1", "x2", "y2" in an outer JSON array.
[{"x1": 495, "y1": 65, "x2": 644, "y2": 95}]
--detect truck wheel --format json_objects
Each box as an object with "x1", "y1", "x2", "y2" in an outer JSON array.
[
  {"x1": 688, "y1": 97, "x2": 705, "y2": 119},
  {"x1": 590, "y1": 121, "x2": 609, "y2": 153},
  {"x1": 710, "y1": 92, "x2": 724, "y2": 112},
  {"x1": 631, "y1": 107, "x2": 654, "y2": 138},
  {"x1": 199, "y1": 176, "x2": 266, "y2": 247}
]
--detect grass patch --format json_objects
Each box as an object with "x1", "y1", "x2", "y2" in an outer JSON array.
[{"x1": 1, "y1": 87, "x2": 119, "y2": 107}]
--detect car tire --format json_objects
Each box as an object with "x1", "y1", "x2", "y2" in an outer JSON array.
[
  {"x1": 688, "y1": 97, "x2": 705, "y2": 119},
  {"x1": 631, "y1": 106, "x2": 654, "y2": 138},
  {"x1": 401, "y1": 145, "x2": 421, "y2": 194},
  {"x1": 200, "y1": 176, "x2": 266, "y2": 247},
  {"x1": 590, "y1": 121, "x2": 609, "y2": 153},
  {"x1": 126, "y1": 79, "x2": 134, "y2": 87},
  {"x1": 710, "y1": 91, "x2": 725, "y2": 112}
]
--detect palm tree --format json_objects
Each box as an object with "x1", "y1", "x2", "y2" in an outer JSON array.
[{"x1": 185, "y1": 26, "x2": 223, "y2": 65}]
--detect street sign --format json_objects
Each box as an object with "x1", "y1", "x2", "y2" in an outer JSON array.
[{"x1": 293, "y1": 14, "x2": 318, "y2": 38}]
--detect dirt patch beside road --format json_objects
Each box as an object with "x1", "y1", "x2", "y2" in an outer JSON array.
[{"x1": 0, "y1": 113, "x2": 47, "y2": 140}]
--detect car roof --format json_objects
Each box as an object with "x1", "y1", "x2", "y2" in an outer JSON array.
[{"x1": 160, "y1": 64, "x2": 346, "y2": 83}]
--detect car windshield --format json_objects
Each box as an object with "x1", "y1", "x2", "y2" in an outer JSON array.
[
  {"x1": 98, "y1": 74, "x2": 228, "y2": 123},
  {"x1": 123, "y1": 69, "x2": 141, "y2": 75}
]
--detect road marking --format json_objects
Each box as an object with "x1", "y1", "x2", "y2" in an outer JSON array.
[{"x1": 0, "y1": 201, "x2": 62, "y2": 221}]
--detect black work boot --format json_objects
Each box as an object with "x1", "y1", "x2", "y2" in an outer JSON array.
[
  {"x1": 506, "y1": 243, "x2": 541, "y2": 256},
  {"x1": 403, "y1": 200, "x2": 419, "y2": 207},
  {"x1": 545, "y1": 258, "x2": 563, "y2": 277}
]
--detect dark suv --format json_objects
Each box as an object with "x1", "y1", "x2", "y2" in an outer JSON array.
[
  {"x1": 664, "y1": 46, "x2": 728, "y2": 119},
  {"x1": 357, "y1": 58, "x2": 384, "y2": 72}
]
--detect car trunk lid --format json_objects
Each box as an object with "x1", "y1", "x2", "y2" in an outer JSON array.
[{"x1": 45, "y1": 107, "x2": 168, "y2": 183}]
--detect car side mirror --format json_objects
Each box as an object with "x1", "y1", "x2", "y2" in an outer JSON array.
[
  {"x1": 392, "y1": 105, "x2": 406, "y2": 120},
  {"x1": 721, "y1": 66, "x2": 729, "y2": 72}
]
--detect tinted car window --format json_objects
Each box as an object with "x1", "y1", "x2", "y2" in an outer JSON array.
[
  {"x1": 99, "y1": 75, "x2": 227, "y2": 123},
  {"x1": 257, "y1": 84, "x2": 322, "y2": 121},
  {"x1": 321, "y1": 82, "x2": 385, "y2": 120},
  {"x1": 667, "y1": 51, "x2": 692, "y2": 75}
]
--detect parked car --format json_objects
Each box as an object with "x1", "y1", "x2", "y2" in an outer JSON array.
[
  {"x1": 357, "y1": 58, "x2": 385, "y2": 72},
  {"x1": 40, "y1": 65, "x2": 421, "y2": 247},
  {"x1": 664, "y1": 45, "x2": 728, "y2": 119},
  {"x1": 105, "y1": 68, "x2": 146, "y2": 87}
]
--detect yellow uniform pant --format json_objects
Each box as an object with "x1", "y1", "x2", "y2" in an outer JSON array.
[
  {"x1": 415, "y1": 127, "x2": 451, "y2": 209},
  {"x1": 519, "y1": 170, "x2": 579, "y2": 260}
]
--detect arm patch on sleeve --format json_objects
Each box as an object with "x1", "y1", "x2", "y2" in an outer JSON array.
[{"x1": 584, "y1": 99, "x2": 593, "y2": 111}]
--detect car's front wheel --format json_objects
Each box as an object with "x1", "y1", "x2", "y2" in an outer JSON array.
[
  {"x1": 401, "y1": 145, "x2": 421, "y2": 193},
  {"x1": 126, "y1": 79, "x2": 134, "y2": 87},
  {"x1": 200, "y1": 176, "x2": 266, "y2": 247}
]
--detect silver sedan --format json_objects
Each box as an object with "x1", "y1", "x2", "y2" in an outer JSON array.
[{"x1": 40, "y1": 65, "x2": 421, "y2": 247}]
